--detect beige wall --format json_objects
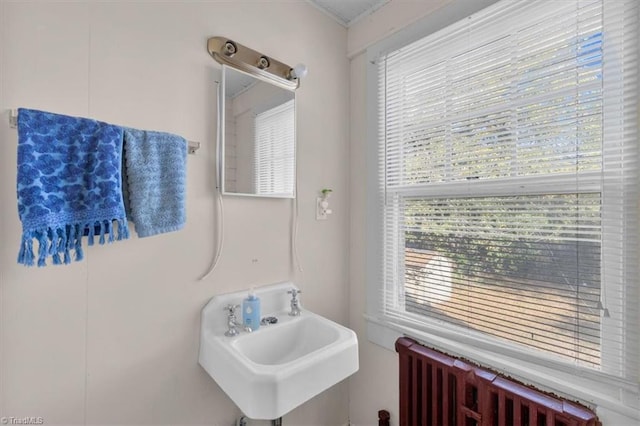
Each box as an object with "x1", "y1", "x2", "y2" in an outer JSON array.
[
  {"x1": 0, "y1": 1, "x2": 349, "y2": 425},
  {"x1": 348, "y1": 4, "x2": 459, "y2": 425},
  {"x1": 346, "y1": 0, "x2": 452, "y2": 58},
  {"x1": 348, "y1": 51, "x2": 398, "y2": 426}
]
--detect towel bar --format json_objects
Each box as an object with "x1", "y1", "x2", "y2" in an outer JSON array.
[{"x1": 8, "y1": 109, "x2": 200, "y2": 155}]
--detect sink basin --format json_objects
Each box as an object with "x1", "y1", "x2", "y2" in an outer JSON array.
[
  {"x1": 234, "y1": 314, "x2": 341, "y2": 365},
  {"x1": 198, "y1": 282, "x2": 359, "y2": 420}
]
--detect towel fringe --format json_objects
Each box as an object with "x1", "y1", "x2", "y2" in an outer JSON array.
[
  {"x1": 64, "y1": 224, "x2": 75, "y2": 264},
  {"x1": 117, "y1": 219, "x2": 130, "y2": 240},
  {"x1": 17, "y1": 217, "x2": 128, "y2": 267},
  {"x1": 17, "y1": 232, "x2": 34, "y2": 266},
  {"x1": 26, "y1": 238, "x2": 35, "y2": 266},
  {"x1": 59, "y1": 226, "x2": 68, "y2": 259},
  {"x1": 99, "y1": 221, "x2": 106, "y2": 245},
  {"x1": 36, "y1": 230, "x2": 48, "y2": 267},
  {"x1": 56, "y1": 228, "x2": 64, "y2": 253},
  {"x1": 107, "y1": 220, "x2": 115, "y2": 243},
  {"x1": 74, "y1": 224, "x2": 84, "y2": 261},
  {"x1": 47, "y1": 228, "x2": 56, "y2": 255},
  {"x1": 52, "y1": 229, "x2": 63, "y2": 265},
  {"x1": 68, "y1": 224, "x2": 76, "y2": 252},
  {"x1": 87, "y1": 222, "x2": 95, "y2": 246}
]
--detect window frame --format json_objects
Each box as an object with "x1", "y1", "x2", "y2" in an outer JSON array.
[{"x1": 364, "y1": 0, "x2": 639, "y2": 419}]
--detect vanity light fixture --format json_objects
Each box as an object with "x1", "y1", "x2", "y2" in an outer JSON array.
[{"x1": 207, "y1": 36, "x2": 305, "y2": 90}]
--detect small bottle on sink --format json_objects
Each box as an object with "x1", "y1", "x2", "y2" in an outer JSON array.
[{"x1": 242, "y1": 288, "x2": 261, "y2": 331}]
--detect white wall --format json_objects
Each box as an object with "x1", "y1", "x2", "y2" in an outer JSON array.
[{"x1": 0, "y1": 1, "x2": 349, "y2": 425}]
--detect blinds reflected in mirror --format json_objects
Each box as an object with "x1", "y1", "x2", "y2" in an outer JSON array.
[{"x1": 254, "y1": 100, "x2": 295, "y2": 196}]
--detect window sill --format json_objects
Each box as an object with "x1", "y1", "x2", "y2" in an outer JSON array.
[{"x1": 364, "y1": 314, "x2": 640, "y2": 422}]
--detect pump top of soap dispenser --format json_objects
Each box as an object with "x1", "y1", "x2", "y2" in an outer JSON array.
[{"x1": 247, "y1": 287, "x2": 257, "y2": 300}]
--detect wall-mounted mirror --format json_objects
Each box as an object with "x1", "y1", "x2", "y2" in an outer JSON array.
[{"x1": 221, "y1": 65, "x2": 296, "y2": 198}]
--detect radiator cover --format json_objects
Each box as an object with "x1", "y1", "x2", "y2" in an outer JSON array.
[{"x1": 396, "y1": 337, "x2": 600, "y2": 426}]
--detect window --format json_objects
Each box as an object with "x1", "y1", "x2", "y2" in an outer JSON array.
[
  {"x1": 368, "y1": 0, "x2": 638, "y2": 412},
  {"x1": 254, "y1": 99, "x2": 295, "y2": 195}
]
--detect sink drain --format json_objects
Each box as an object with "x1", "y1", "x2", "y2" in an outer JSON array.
[{"x1": 260, "y1": 316, "x2": 278, "y2": 325}]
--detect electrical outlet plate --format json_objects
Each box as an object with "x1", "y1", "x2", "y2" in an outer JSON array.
[{"x1": 316, "y1": 197, "x2": 327, "y2": 220}]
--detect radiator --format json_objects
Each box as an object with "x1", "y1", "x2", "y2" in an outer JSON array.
[{"x1": 396, "y1": 337, "x2": 600, "y2": 426}]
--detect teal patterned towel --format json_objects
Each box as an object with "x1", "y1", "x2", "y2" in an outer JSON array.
[
  {"x1": 123, "y1": 128, "x2": 187, "y2": 238},
  {"x1": 16, "y1": 108, "x2": 130, "y2": 267}
]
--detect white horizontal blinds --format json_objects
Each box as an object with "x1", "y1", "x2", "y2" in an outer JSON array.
[
  {"x1": 379, "y1": 0, "x2": 638, "y2": 378},
  {"x1": 384, "y1": 1, "x2": 603, "y2": 188},
  {"x1": 254, "y1": 99, "x2": 295, "y2": 195},
  {"x1": 403, "y1": 194, "x2": 602, "y2": 367}
]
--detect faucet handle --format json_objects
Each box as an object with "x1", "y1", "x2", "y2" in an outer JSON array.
[
  {"x1": 287, "y1": 289, "x2": 302, "y2": 316},
  {"x1": 287, "y1": 289, "x2": 301, "y2": 298},
  {"x1": 223, "y1": 304, "x2": 240, "y2": 314}
]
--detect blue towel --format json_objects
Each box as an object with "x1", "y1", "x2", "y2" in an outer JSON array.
[
  {"x1": 16, "y1": 108, "x2": 130, "y2": 267},
  {"x1": 123, "y1": 128, "x2": 187, "y2": 238}
]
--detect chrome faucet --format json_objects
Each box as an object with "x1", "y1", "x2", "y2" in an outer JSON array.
[
  {"x1": 287, "y1": 288, "x2": 302, "y2": 316},
  {"x1": 223, "y1": 304, "x2": 249, "y2": 337}
]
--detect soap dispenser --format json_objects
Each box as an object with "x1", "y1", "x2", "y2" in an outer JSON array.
[{"x1": 242, "y1": 288, "x2": 261, "y2": 331}]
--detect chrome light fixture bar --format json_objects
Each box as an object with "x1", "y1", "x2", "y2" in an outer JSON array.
[{"x1": 207, "y1": 37, "x2": 301, "y2": 90}]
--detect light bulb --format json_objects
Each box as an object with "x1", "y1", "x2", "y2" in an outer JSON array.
[{"x1": 290, "y1": 63, "x2": 308, "y2": 80}]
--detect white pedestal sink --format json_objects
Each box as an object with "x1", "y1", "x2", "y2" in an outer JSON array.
[{"x1": 198, "y1": 282, "x2": 359, "y2": 420}]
